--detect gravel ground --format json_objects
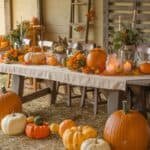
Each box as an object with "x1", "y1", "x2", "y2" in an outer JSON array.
[{"x1": 0, "y1": 75, "x2": 108, "y2": 150}]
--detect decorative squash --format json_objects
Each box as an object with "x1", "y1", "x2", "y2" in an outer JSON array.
[
  {"x1": 62, "y1": 125, "x2": 98, "y2": 150},
  {"x1": 104, "y1": 101, "x2": 150, "y2": 150},
  {"x1": 0, "y1": 87, "x2": 22, "y2": 123},
  {"x1": 46, "y1": 54, "x2": 59, "y2": 66},
  {"x1": 49, "y1": 123, "x2": 59, "y2": 134},
  {"x1": 26, "y1": 116, "x2": 34, "y2": 123},
  {"x1": 81, "y1": 138, "x2": 111, "y2": 150},
  {"x1": 139, "y1": 63, "x2": 150, "y2": 74},
  {"x1": 59, "y1": 119, "x2": 76, "y2": 137},
  {"x1": 1, "y1": 113, "x2": 26, "y2": 135},
  {"x1": 86, "y1": 48, "x2": 107, "y2": 72},
  {"x1": 25, "y1": 116, "x2": 50, "y2": 139},
  {"x1": 24, "y1": 52, "x2": 46, "y2": 65}
]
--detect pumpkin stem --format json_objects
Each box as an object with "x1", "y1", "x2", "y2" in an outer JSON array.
[
  {"x1": 1, "y1": 86, "x2": 7, "y2": 94},
  {"x1": 122, "y1": 101, "x2": 129, "y2": 114}
]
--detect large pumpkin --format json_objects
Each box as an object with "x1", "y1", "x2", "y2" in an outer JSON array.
[
  {"x1": 59, "y1": 119, "x2": 76, "y2": 137},
  {"x1": 63, "y1": 125, "x2": 97, "y2": 150},
  {"x1": 81, "y1": 138, "x2": 111, "y2": 150},
  {"x1": 25, "y1": 116, "x2": 50, "y2": 139},
  {"x1": 1, "y1": 113, "x2": 26, "y2": 135},
  {"x1": 86, "y1": 48, "x2": 107, "y2": 72},
  {"x1": 103, "y1": 101, "x2": 150, "y2": 150},
  {"x1": 139, "y1": 63, "x2": 150, "y2": 74},
  {"x1": 24, "y1": 52, "x2": 46, "y2": 65},
  {"x1": 0, "y1": 87, "x2": 22, "y2": 123}
]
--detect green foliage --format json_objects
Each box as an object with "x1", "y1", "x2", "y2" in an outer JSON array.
[
  {"x1": 6, "y1": 21, "x2": 30, "y2": 47},
  {"x1": 112, "y1": 23, "x2": 143, "y2": 51}
]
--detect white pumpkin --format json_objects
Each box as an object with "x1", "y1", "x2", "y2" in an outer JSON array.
[
  {"x1": 24, "y1": 52, "x2": 46, "y2": 65},
  {"x1": 1, "y1": 113, "x2": 27, "y2": 135},
  {"x1": 81, "y1": 138, "x2": 111, "y2": 150}
]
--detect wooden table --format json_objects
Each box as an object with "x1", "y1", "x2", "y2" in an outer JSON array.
[{"x1": 0, "y1": 63, "x2": 149, "y2": 115}]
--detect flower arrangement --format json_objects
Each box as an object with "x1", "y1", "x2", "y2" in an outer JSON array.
[
  {"x1": 6, "y1": 21, "x2": 30, "y2": 48},
  {"x1": 66, "y1": 51, "x2": 86, "y2": 71},
  {"x1": 3, "y1": 48, "x2": 28, "y2": 63},
  {"x1": 112, "y1": 10, "x2": 143, "y2": 51},
  {"x1": 52, "y1": 36, "x2": 68, "y2": 54}
]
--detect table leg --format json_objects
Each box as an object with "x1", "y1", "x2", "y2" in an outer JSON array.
[
  {"x1": 50, "y1": 81, "x2": 57, "y2": 105},
  {"x1": 11, "y1": 75, "x2": 24, "y2": 97},
  {"x1": 94, "y1": 88, "x2": 98, "y2": 115},
  {"x1": 107, "y1": 91, "x2": 120, "y2": 115}
]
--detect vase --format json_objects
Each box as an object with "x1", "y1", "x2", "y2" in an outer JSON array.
[
  {"x1": 118, "y1": 45, "x2": 136, "y2": 62},
  {"x1": 55, "y1": 53, "x2": 67, "y2": 66}
]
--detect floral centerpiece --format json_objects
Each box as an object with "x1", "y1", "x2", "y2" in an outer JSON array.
[
  {"x1": 6, "y1": 21, "x2": 30, "y2": 48},
  {"x1": 66, "y1": 51, "x2": 86, "y2": 71}
]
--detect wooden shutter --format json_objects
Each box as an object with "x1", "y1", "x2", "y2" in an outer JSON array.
[{"x1": 103, "y1": 0, "x2": 150, "y2": 51}]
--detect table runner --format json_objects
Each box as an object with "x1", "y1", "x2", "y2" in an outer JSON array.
[{"x1": 0, "y1": 63, "x2": 149, "y2": 91}]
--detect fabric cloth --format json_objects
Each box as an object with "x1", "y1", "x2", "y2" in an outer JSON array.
[{"x1": 0, "y1": 63, "x2": 149, "y2": 91}]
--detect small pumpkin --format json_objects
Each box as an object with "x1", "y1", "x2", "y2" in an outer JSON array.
[
  {"x1": 46, "y1": 54, "x2": 59, "y2": 66},
  {"x1": 25, "y1": 116, "x2": 50, "y2": 139},
  {"x1": 24, "y1": 52, "x2": 46, "y2": 65},
  {"x1": 1, "y1": 113, "x2": 26, "y2": 135},
  {"x1": 81, "y1": 138, "x2": 111, "y2": 150},
  {"x1": 139, "y1": 63, "x2": 150, "y2": 74},
  {"x1": 26, "y1": 116, "x2": 34, "y2": 123},
  {"x1": 0, "y1": 87, "x2": 22, "y2": 123},
  {"x1": 59, "y1": 119, "x2": 76, "y2": 137},
  {"x1": 103, "y1": 101, "x2": 150, "y2": 150},
  {"x1": 49, "y1": 123, "x2": 59, "y2": 134},
  {"x1": 62, "y1": 125, "x2": 97, "y2": 150},
  {"x1": 30, "y1": 16, "x2": 39, "y2": 25},
  {"x1": 86, "y1": 48, "x2": 107, "y2": 72}
]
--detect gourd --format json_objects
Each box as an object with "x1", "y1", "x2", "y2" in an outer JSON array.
[
  {"x1": 24, "y1": 52, "x2": 46, "y2": 65},
  {"x1": 62, "y1": 125, "x2": 97, "y2": 150},
  {"x1": 46, "y1": 54, "x2": 59, "y2": 66},
  {"x1": 25, "y1": 116, "x2": 50, "y2": 139},
  {"x1": 1, "y1": 113, "x2": 26, "y2": 135},
  {"x1": 49, "y1": 123, "x2": 59, "y2": 134},
  {"x1": 86, "y1": 48, "x2": 107, "y2": 72},
  {"x1": 81, "y1": 138, "x2": 111, "y2": 150},
  {"x1": 139, "y1": 63, "x2": 150, "y2": 74},
  {"x1": 59, "y1": 119, "x2": 76, "y2": 137},
  {"x1": 103, "y1": 101, "x2": 150, "y2": 150},
  {"x1": 0, "y1": 87, "x2": 22, "y2": 123}
]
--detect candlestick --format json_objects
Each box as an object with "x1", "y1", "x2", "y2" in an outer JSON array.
[
  {"x1": 118, "y1": 16, "x2": 121, "y2": 31},
  {"x1": 20, "y1": 16, "x2": 23, "y2": 40},
  {"x1": 132, "y1": 9, "x2": 136, "y2": 29}
]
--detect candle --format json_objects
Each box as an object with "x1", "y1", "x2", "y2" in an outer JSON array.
[
  {"x1": 132, "y1": 9, "x2": 136, "y2": 29},
  {"x1": 123, "y1": 61, "x2": 132, "y2": 72},
  {"x1": 118, "y1": 16, "x2": 121, "y2": 31},
  {"x1": 20, "y1": 16, "x2": 23, "y2": 40}
]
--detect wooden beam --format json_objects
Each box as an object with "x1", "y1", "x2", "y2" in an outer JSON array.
[
  {"x1": 22, "y1": 88, "x2": 51, "y2": 103},
  {"x1": 37, "y1": 0, "x2": 43, "y2": 25}
]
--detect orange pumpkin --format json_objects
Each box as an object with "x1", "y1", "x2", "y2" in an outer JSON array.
[
  {"x1": 59, "y1": 119, "x2": 76, "y2": 137},
  {"x1": 25, "y1": 122, "x2": 50, "y2": 139},
  {"x1": 139, "y1": 63, "x2": 150, "y2": 74},
  {"x1": 103, "y1": 101, "x2": 150, "y2": 150},
  {"x1": 46, "y1": 54, "x2": 59, "y2": 66},
  {"x1": 0, "y1": 87, "x2": 22, "y2": 123},
  {"x1": 86, "y1": 48, "x2": 107, "y2": 72}
]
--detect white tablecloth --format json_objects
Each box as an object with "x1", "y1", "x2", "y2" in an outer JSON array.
[{"x1": 0, "y1": 64, "x2": 149, "y2": 91}]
